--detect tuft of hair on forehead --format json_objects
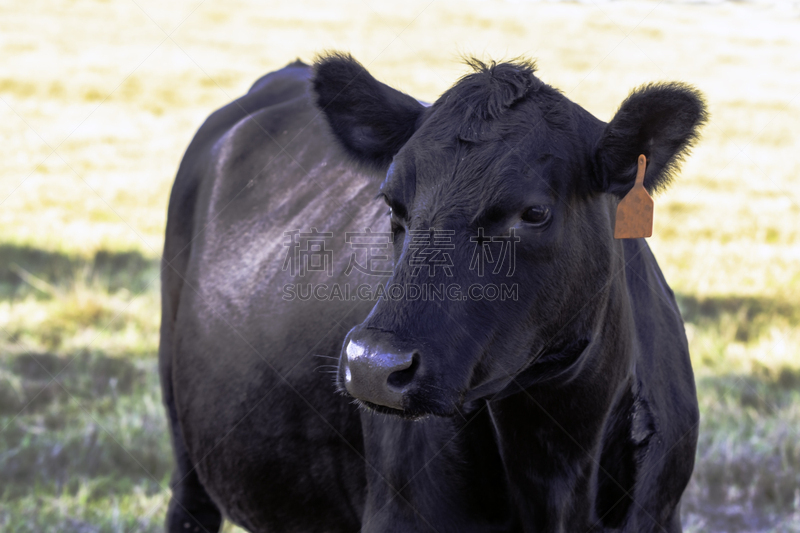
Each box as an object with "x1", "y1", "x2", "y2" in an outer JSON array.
[
  {"x1": 432, "y1": 57, "x2": 551, "y2": 142},
  {"x1": 460, "y1": 58, "x2": 540, "y2": 116}
]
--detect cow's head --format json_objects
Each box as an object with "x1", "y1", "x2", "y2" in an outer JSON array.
[{"x1": 313, "y1": 53, "x2": 706, "y2": 418}]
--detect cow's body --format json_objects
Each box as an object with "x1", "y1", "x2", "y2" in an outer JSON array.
[{"x1": 160, "y1": 59, "x2": 702, "y2": 532}]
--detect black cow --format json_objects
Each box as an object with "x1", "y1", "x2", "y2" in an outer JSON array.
[{"x1": 160, "y1": 54, "x2": 706, "y2": 533}]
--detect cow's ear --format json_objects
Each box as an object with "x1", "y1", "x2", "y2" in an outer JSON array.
[
  {"x1": 594, "y1": 83, "x2": 707, "y2": 196},
  {"x1": 312, "y1": 53, "x2": 425, "y2": 171}
]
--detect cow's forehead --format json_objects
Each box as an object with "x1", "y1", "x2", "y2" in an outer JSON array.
[
  {"x1": 381, "y1": 61, "x2": 593, "y2": 220},
  {"x1": 385, "y1": 109, "x2": 578, "y2": 219}
]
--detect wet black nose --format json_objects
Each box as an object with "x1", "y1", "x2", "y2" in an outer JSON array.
[{"x1": 343, "y1": 336, "x2": 421, "y2": 410}]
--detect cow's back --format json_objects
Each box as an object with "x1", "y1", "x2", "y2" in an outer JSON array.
[{"x1": 162, "y1": 61, "x2": 381, "y2": 531}]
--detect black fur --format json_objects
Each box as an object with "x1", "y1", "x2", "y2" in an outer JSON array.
[
  {"x1": 594, "y1": 82, "x2": 708, "y2": 196},
  {"x1": 161, "y1": 54, "x2": 704, "y2": 532},
  {"x1": 595, "y1": 381, "x2": 655, "y2": 528},
  {"x1": 437, "y1": 58, "x2": 545, "y2": 142},
  {"x1": 312, "y1": 53, "x2": 424, "y2": 171}
]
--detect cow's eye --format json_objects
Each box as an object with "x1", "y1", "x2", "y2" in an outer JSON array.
[
  {"x1": 381, "y1": 194, "x2": 407, "y2": 221},
  {"x1": 388, "y1": 208, "x2": 404, "y2": 234},
  {"x1": 521, "y1": 205, "x2": 551, "y2": 226}
]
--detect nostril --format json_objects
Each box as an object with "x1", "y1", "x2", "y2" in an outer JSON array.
[{"x1": 386, "y1": 352, "x2": 420, "y2": 391}]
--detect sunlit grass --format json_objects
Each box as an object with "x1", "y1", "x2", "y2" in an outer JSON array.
[{"x1": 1, "y1": 0, "x2": 799, "y2": 530}]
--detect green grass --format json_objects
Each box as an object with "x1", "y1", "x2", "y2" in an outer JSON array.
[
  {"x1": 2, "y1": 253, "x2": 798, "y2": 531},
  {"x1": 2, "y1": 0, "x2": 799, "y2": 531},
  {"x1": 0, "y1": 249, "x2": 172, "y2": 532},
  {"x1": 0, "y1": 355, "x2": 170, "y2": 533}
]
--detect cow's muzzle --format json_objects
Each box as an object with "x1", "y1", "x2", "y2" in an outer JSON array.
[{"x1": 340, "y1": 328, "x2": 421, "y2": 411}]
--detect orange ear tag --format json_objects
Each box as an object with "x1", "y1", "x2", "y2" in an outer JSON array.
[{"x1": 614, "y1": 154, "x2": 653, "y2": 239}]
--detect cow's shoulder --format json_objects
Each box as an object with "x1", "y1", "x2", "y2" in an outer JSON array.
[
  {"x1": 162, "y1": 61, "x2": 315, "y2": 299},
  {"x1": 186, "y1": 60, "x2": 311, "y2": 168},
  {"x1": 248, "y1": 59, "x2": 310, "y2": 94},
  {"x1": 167, "y1": 61, "x2": 313, "y2": 230}
]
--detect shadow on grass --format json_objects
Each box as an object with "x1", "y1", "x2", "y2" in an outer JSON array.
[
  {"x1": 676, "y1": 293, "x2": 800, "y2": 342},
  {"x1": 0, "y1": 352, "x2": 144, "y2": 416},
  {"x1": 2, "y1": 243, "x2": 798, "y2": 530},
  {"x1": 685, "y1": 371, "x2": 800, "y2": 532},
  {"x1": 0, "y1": 243, "x2": 159, "y2": 301},
  {"x1": 0, "y1": 351, "x2": 171, "y2": 500}
]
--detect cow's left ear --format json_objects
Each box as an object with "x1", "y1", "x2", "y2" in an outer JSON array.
[
  {"x1": 594, "y1": 83, "x2": 708, "y2": 196},
  {"x1": 313, "y1": 53, "x2": 425, "y2": 172}
]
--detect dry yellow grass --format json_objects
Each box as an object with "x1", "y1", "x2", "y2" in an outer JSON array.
[
  {"x1": 3, "y1": 0, "x2": 798, "y2": 371},
  {"x1": 3, "y1": 0, "x2": 798, "y2": 287},
  {"x1": 1, "y1": 1, "x2": 799, "y2": 530}
]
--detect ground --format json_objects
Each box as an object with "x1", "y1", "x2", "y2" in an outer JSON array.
[{"x1": 1, "y1": 0, "x2": 799, "y2": 531}]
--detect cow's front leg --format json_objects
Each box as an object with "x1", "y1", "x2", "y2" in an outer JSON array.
[{"x1": 162, "y1": 353, "x2": 222, "y2": 533}]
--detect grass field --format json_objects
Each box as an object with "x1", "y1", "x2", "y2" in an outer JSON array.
[{"x1": 1, "y1": 0, "x2": 799, "y2": 531}]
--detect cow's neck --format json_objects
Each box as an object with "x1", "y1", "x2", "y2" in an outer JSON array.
[
  {"x1": 486, "y1": 260, "x2": 637, "y2": 531},
  {"x1": 359, "y1": 406, "x2": 519, "y2": 532}
]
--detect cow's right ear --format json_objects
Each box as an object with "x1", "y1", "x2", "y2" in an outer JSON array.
[{"x1": 313, "y1": 53, "x2": 425, "y2": 171}]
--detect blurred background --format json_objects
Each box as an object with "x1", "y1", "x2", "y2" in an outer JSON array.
[{"x1": 1, "y1": 0, "x2": 799, "y2": 531}]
